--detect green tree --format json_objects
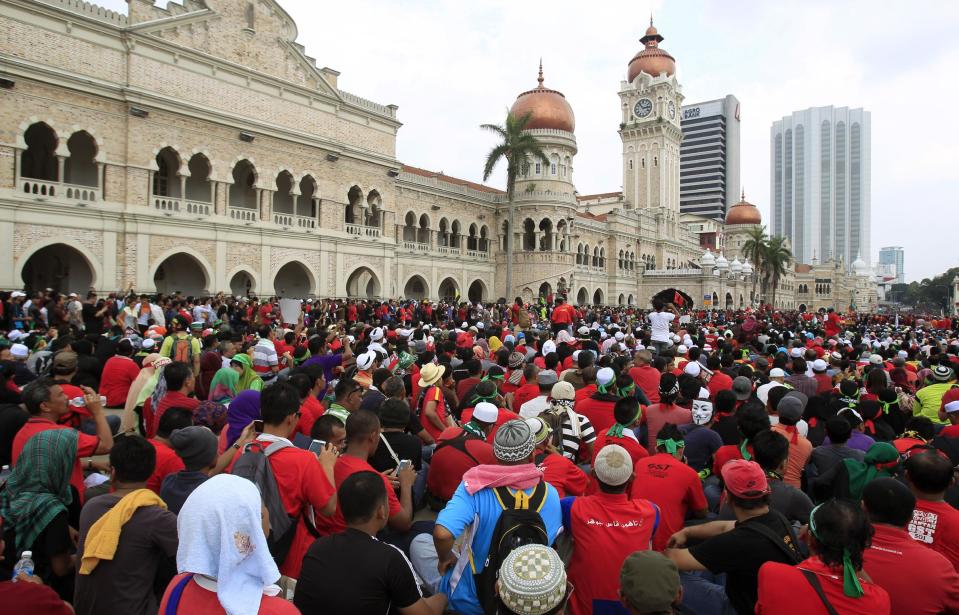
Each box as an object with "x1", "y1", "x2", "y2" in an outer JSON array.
[
  {"x1": 481, "y1": 111, "x2": 550, "y2": 299},
  {"x1": 740, "y1": 225, "x2": 768, "y2": 305},
  {"x1": 763, "y1": 235, "x2": 793, "y2": 309}
]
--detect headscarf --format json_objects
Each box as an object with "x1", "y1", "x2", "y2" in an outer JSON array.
[
  {"x1": 842, "y1": 442, "x2": 899, "y2": 500},
  {"x1": 226, "y1": 390, "x2": 261, "y2": 448},
  {"x1": 489, "y1": 336, "x2": 503, "y2": 354},
  {"x1": 176, "y1": 474, "x2": 281, "y2": 615},
  {"x1": 231, "y1": 354, "x2": 263, "y2": 393},
  {"x1": 197, "y1": 350, "x2": 223, "y2": 400},
  {"x1": 0, "y1": 429, "x2": 76, "y2": 551},
  {"x1": 209, "y1": 367, "x2": 239, "y2": 403},
  {"x1": 809, "y1": 503, "x2": 863, "y2": 598}
]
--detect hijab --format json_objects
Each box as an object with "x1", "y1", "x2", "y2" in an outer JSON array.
[
  {"x1": 209, "y1": 367, "x2": 239, "y2": 403},
  {"x1": 0, "y1": 429, "x2": 76, "y2": 550},
  {"x1": 231, "y1": 354, "x2": 262, "y2": 393},
  {"x1": 842, "y1": 442, "x2": 899, "y2": 500},
  {"x1": 176, "y1": 474, "x2": 281, "y2": 615},
  {"x1": 226, "y1": 390, "x2": 261, "y2": 448}
]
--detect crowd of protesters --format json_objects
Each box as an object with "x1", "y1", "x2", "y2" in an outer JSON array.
[{"x1": 1, "y1": 285, "x2": 959, "y2": 614}]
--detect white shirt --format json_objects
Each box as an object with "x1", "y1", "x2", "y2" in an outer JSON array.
[
  {"x1": 648, "y1": 311, "x2": 675, "y2": 343},
  {"x1": 519, "y1": 395, "x2": 551, "y2": 418}
]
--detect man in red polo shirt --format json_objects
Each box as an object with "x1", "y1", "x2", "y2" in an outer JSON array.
[
  {"x1": 629, "y1": 350, "x2": 661, "y2": 404},
  {"x1": 862, "y1": 478, "x2": 959, "y2": 614},
  {"x1": 561, "y1": 444, "x2": 659, "y2": 615},
  {"x1": 99, "y1": 339, "x2": 141, "y2": 408},
  {"x1": 427, "y1": 406, "x2": 498, "y2": 503},
  {"x1": 511, "y1": 364, "x2": 541, "y2": 411},
  {"x1": 631, "y1": 424, "x2": 707, "y2": 551},
  {"x1": 13, "y1": 378, "x2": 113, "y2": 504},
  {"x1": 549, "y1": 297, "x2": 575, "y2": 335},
  {"x1": 228, "y1": 382, "x2": 337, "y2": 579},
  {"x1": 313, "y1": 410, "x2": 414, "y2": 536},
  {"x1": 905, "y1": 451, "x2": 959, "y2": 571},
  {"x1": 575, "y1": 367, "x2": 619, "y2": 435}
]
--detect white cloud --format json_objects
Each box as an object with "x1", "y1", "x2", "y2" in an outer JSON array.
[{"x1": 94, "y1": 0, "x2": 959, "y2": 281}]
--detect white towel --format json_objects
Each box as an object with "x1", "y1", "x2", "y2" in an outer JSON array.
[{"x1": 176, "y1": 474, "x2": 281, "y2": 615}]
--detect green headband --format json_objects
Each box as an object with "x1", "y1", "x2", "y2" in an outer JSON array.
[
  {"x1": 656, "y1": 438, "x2": 685, "y2": 454},
  {"x1": 618, "y1": 382, "x2": 635, "y2": 397},
  {"x1": 607, "y1": 404, "x2": 642, "y2": 438},
  {"x1": 739, "y1": 439, "x2": 753, "y2": 461},
  {"x1": 482, "y1": 373, "x2": 504, "y2": 382},
  {"x1": 809, "y1": 503, "x2": 864, "y2": 599}
]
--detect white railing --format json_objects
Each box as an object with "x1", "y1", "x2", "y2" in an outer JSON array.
[
  {"x1": 273, "y1": 212, "x2": 317, "y2": 230},
  {"x1": 228, "y1": 206, "x2": 258, "y2": 222},
  {"x1": 346, "y1": 223, "x2": 381, "y2": 239},
  {"x1": 22, "y1": 178, "x2": 59, "y2": 197},
  {"x1": 403, "y1": 241, "x2": 430, "y2": 252},
  {"x1": 437, "y1": 245, "x2": 457, "y2": 256},
  {"x1": 21, "y1": 178, "x2": 102, "y2": 202},
  {"x1": 63, "y1": 184, "x2": 101, "y2": 202},
  {"x1": 153, "y1": 195, "x2": 212, "y2": 217},
  {"x1": 466, "y1": 249, "x2": 487, "y2": 259},
  {"x1": 644, "y1": 268, "x2": 703, "y2": 277}
]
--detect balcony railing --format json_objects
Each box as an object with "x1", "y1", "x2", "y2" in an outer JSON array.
[
  {"x1": 152, "y1": 195, "x2": 212, "y2": 217},
  {"x1": 403, "y1": 240, "x2": 431, "y2": 252},
  {"x1": 273, "y1": 212, "x2": 317, "y2": 230},
  {"x1": 346, "y1": 223, "x2": 381, "y2": 239},
  {"x1": 21, "y1": 179, "x2": 101, "y2": 202},
  {"x1": 228, "y1": 206, "x2": 258, "y2": 222},
  {"x1": 466, "y1": 249, "x2": 488, "y2": 259},
  {"x1": 437, "y1": 245, "x2": 457, "y2": 256}
]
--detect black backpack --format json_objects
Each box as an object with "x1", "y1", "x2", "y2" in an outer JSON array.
[
  {"x1": 475, "y1": 482, "x2": 549, "y2": 612},
  {"x1": 231, "y1": 440, "x2": 299, "y2": 565}
]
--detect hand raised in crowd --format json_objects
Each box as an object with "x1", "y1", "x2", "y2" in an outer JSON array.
[
  {"x1": 80, "y1": 385, "x2": 103, "y2": 412},
  {"x1": 317, "y1": 442, "x2": 339, "y2": 471},
  {"x1": 237, "y1": 421, "x2": 258, "y2": 447}
]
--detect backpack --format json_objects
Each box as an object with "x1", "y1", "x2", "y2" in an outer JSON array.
[
  {"x1": 171, "y1": 334, "x2": 194, "y2": 364},
  {"x1": 230, "y1": 440, "x2": 299, "y2": 565},
  {"x1": 475, "y1": 481, "x2": 549, "y2": 612}
]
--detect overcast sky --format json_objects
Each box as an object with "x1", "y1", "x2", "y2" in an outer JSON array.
[{"x1": 100, "y1": 0, "x2": 958, "y2": 282}]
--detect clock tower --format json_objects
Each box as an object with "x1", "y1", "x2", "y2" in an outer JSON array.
[{"x1": 619, "y1": 20, "x2": 683, "y2": 228}]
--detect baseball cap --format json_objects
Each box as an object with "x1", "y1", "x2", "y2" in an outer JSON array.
[
  {"x1": 732, "y1": 376, "x2": 752, "y2": 401},
  {"x1": 537, "y1": 370, "x2": 559, "y2": 387},
  {"x1": 721, "y1": 459, "x2": 770, "y2": 499},
  {"x1": 620, "y1": 551, "x2": 680, "y2": 614}
]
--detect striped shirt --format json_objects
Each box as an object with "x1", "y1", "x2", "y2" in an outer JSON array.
[
  {"x1": 561, "y1": 412, "x2": 596, "y2": 460},
  {"x1": 252, "y1": 338, "x2": 278, "y2": 373}
]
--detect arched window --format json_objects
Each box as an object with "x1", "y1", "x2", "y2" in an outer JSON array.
[
  {"x1": 229, "y1": 160, "x2": 257, "y2": 209},
  {"x1": 467, "y1": 223, "x2": 478, "y2": 251},
  {"x1": 451, "y1": 220, "x2": 462, "y2": 248},
  {"x1": 599, "y1": 248, "x2": 606, "y2": 269},
  {"x1": 299, "y1": 176, "x2": 318, "y2": 219},
  {"x1": 153, "y1": 147, "x2": 180, "y2": 197},
  {"x1": 538, "y1": 218, "x2": 553, "y2": 251},
  {"x1": 480, "y1": 225, "x2": 490, "y2": 252},
  {"x1": 522, "y1": 219, "x2": 535, "y2": 251},
  {"x1": 403, "y1": 211, "x2": 417, "y2": 242},
  {"x1": 534, "y1": 162, "x2": 542, "y2": 175},
  {"x1": 417, "y1": 214, "x2": 430, "y2": 244},
  {"x1": 185, "y1": 154, "x2": 212, "y2": 202},
  {"x1": 273, "y1": 171, "x2": 295, "y2": 214},
  {"x1": 550, "y1": 154, "x2": 558, "y2": 176},
  {"x1": 21, "y1": 122, "x2": 58, "y2": 182},
  {"x1": 365, "y1": 189, "x2": 381, "y2": 227},
  {"x1": 64, "y1": 131, "x2": 98, "y2": 187},
  {"x1": 438, "y1": 218, "x2": 450, "y2": 247},
  {"x1": 501, "y1": 220, "x2": 510, "y2": 251},
  {"x1": 345, "y1": 185, "x2": 362, "y2": 224}
]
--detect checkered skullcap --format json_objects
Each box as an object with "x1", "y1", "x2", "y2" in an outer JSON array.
[{"x1": 497, "y1": 544, "x2": 567, "y2": 615}]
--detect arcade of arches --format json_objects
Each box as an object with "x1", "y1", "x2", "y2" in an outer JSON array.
[
  {"x1": 153, "y1": 253, "x2": 208, "y2": 297},
  {"x1": 21, "y1": 244, "x2": 94, "y2": 295}
]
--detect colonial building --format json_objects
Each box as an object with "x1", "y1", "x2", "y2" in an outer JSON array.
[{"x1": 0, "y1": 0, "x2": 874, "y2": 311}]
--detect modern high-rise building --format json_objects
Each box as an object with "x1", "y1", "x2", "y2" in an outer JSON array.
[
  {"x1": 878, "y1": 246, "x2": 905, "y2": 283},
  {"x1": 770, "y1": 106, "x2": 871, "y2": 271},
  {"x1": 679, "y1": 95, "x2": 741, "y2": 221}
]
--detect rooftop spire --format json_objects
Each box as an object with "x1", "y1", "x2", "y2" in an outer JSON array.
[
  {"x1": 537, "y1": 58, "x2": 543, "y2": 87},
  {"x1": 741, "y1": 187, "x2": 745, "y2": 201},
  {"x1": 650, "y1": 13, "x2": 653, "y2": 27}
]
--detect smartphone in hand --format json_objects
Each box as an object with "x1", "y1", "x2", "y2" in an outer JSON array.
[
  {"x1": 397, "y1": 459, "x2": 412, "y2": 472},
  {"x1": 253, "y1": 420, "x2": 264, "y2": 433},
  {"x1": 308, "y1": 439, "x2": 326, "y2": 454}
]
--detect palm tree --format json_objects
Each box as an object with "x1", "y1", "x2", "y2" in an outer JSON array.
[
  {"x1": 481, "y1": 111, "x2": 550, "y2": 300},
  {"x1": 740, "y1": 225, "x2": 768, "y2": 306},
  {"x1": 763, "y1": 235, "x2": 793, "y2": 309}
]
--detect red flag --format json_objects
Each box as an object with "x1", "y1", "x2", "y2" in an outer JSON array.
[{"x1": 673, "y1": 291, "x2": 685, "y2": 307}]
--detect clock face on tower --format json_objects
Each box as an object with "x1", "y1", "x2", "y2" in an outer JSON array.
[
  {"x1": 634, "y1": 98, "x2": 653, "y2": 118},
  {"x1": 668, "y1": 100, "x2": 676, "y2": 119}
]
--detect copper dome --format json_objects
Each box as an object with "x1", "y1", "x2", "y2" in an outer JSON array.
[
  {"x1": 509, "y1": 62, "x2": 575, "y2": 133},
  {"x1": 725, "y1": 191, "x2": 763, "y2": 226},
  {"x1": 627, "y1": 21, "x2": 676, "y2": 82}
]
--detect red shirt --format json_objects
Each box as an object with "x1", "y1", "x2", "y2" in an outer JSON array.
[
  {"x1": 12, "y1": 417, "x2": 99, "y2": 503},
  {"x1": 630, "y1": 453, "x2": 707, "y2": 551},
  {"x1": 863, "y1": 523, "x2": 959, "y2": 615},
  {"x1": 427, "y1": 430, "x2": 496, "y2": 501},
  {"x1": 258, "y1": 303, "x2": 275, "y2": 325},
  {"x1": 592, "y1": 432, "x2": 649, "y2": 467},
  {"x1": 941, "y1": 387, "x2": 959, "y2": 412},
  {"x1": 313, "y1": 454, "x2": 401, "y2": 536},
  {"x1": 575, "y1": 395, "x2": 618, "y2": 435},
  {"x1": 295, "y1": 395, "x2": 325, "y2": 438},
  {"x1": 456, "y1": 377, "x2": 482, "y2": 403},
  {"x1": 461, "y1": 406, "x2": 518, "y2": 443},
  {"x1": 756, "y1": 557, "x2": 890, "y2": 614},
  {"x1": 512, "y1": 382, "x2": 540, "y2": 412},
  {"x1": 536, "y1": 452, "x2": 587, "y2": 498},
  {"x1": 146, "y1": 439, "x2": 185, "y2": 494},
  {"x1": 227, "y1": 436, "x2": 335, "y2": 578},
  {"x1": 418, "y1": 386, "x2": 448, "y2": 441},
  {"x1": 563, "y1": 492, "x2": 659, "y2": 615},
  {"x1": 910, "y1": 499, "x2": 959, "y2": 571},
  {"x1": 0, "y1": 577, "x2": 74, "y2": 615},
  {"x1": 642, "y1": 403, "x2": 692, "y2": 453},
  {"x1": 550, "y1": 303, "x2": 575, "y2": 325},
  {"x1": 159, "y1": 574, "x2": 298, "y2": 615},
  {"x1": 574, "y1": 384, "x2": 597, "y2": 406},
  {"x1": 628, "y1": 365, "x2": 661, "y2": 404},
  {"x1": 55, "y1": 382, "x2": 92, "y2": 428},
  {"x1": 824, "y1": 313, "x2": 842, "y2": 338},
  {"x1": 99, "y1": 356, "x2": 141, "y2": 407},
  {"x1": 712, "y1": 443, "x2": 752, "y2": 477},
  {"x1": 940, "y1": 424, "x2": 959, "y2": 438},
  {"x1": 707, "y1": 371, "x2": 733, "y2": 401},
  {"x1": 148, "y1": 391, "x2": 202, "y2": 438}
]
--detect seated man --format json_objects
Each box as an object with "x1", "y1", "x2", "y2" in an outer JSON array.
[
  {"x1": 410, "y1": 420, "x2": 562, "y2": 615},
  {"x1": 295, "y1": 471, "x2": 446, "y2": 615},
  {"x1": 145, "y1": 407, "x2": 192, "y2": 494},
  {"x1": 905, "y1": 450, "x2": 959, "y2": 571},
  {"x1": 425, "y1": 403, "x2": 497, "y2": 505}
]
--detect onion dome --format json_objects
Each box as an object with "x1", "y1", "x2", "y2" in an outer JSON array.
[
  {"x1": 701, "y1": 249, "x2": 715, "y2": 267},
  {"x1": 715, "y1": 252, "x2": 729, "y2": 270},
  {"x1": 730, "y1": 257, "x2": 743, "y2": 274},
  {"x1": 852, "y1": 253, "x2": 868, "y2": 275},
  {"x1": 725, "y1": 189, "x2": 763, "y2": 226},
  {"x1": 509, "y1": 60, "x2": 575, "y2": 133},
  {"x1": 743, "y1": 259, "x2": 753, "y2": 274},
  {"x1": 627, "y1": 19, "x2": 676, "y2": 82}
]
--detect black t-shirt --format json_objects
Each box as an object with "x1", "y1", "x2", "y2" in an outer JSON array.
[
  {"x1": 370, "y1": 431, "x2": 423, "y2": 473},
  {"x1": 81, "y1": 303, "x2": 102, "y2": 335},
  {"x1": 688, "y1": 511, "x2": 800, "y2": 615},
  {"x1": 294, "y1": 528, "x2": 422, "y2": 615},
  {"x1": 712, "y1": 415, "x2": 741, "y2": 446},
  {"x1": 1, "y1": 511, "x2": 73, "y2": 600}
]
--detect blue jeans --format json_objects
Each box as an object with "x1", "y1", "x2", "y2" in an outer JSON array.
[
  {"x1": 680, "y1": 571, "x2": 734, "y2": 615},
  {"x1": 80, "y1": 415, "x2": 120, "y2": 436}
]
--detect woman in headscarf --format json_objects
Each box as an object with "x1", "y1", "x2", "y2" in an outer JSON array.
[
  {"x1": 0, "y1": 429, "x2": 77, "y2": 600},
  {"x1": 230, "y1": 354, "x2": 262, "y2": 393},
  {"x1": 195, "y1": 341, "x2": 223, "y2": 401},
  {"x1": 119, "y1": 353, "x2": 170, "y2": 434},
  {"x1": 810, "y1": 441, "x2": 900, "y2": 503},
  {"x1": 207, "y1": 366, "x2": 239, "y2": 404},
  {"x1": 219, "y1": 390, "x2": 261, "y2": 453},
  {"x1": 158, "y1": 474, "x2": 296, "y2": 615}
]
